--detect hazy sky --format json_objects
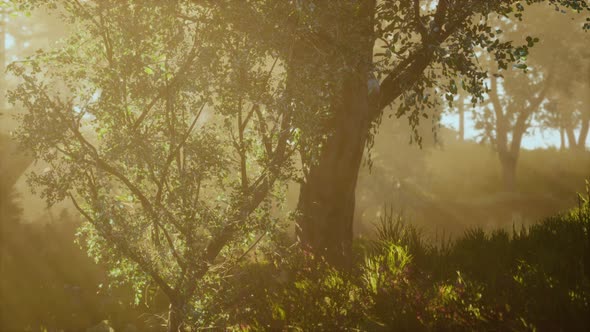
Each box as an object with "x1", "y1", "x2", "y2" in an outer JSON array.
[{"x1": 441, "y1": 112, "x2": 588, "y2": 150}]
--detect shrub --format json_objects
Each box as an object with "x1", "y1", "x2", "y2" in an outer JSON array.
[{"x1": 191, "y1": 185, "x2": 590, "y2": 331}]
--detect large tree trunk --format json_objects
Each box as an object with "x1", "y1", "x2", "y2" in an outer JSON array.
[
  {"x1": 293, "y1": 1, "x2": 376, "y2": 268},
  {"x1": 296, "y1": 70, "x2": 370, "y2": 268},
  {"x1": 292, "y1": 0, "x2": 457, "y2": 267}
]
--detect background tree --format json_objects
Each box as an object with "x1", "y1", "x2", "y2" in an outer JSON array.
[
  {"x1": 522, "y1": 4, "x2": 590, "y2": 151},
  {"x1": 471, "y1": 4, "x2": 590, "y2": 191},
  {"x1": 475, "y1": 69, "x2": 550, "y2": 192}
]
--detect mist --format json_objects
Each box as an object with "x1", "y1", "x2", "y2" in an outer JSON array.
[{"x1": 1, "y1": 1, "x2": 589, "y2": 331}]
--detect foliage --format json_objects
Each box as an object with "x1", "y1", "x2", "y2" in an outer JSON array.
[
  {"x1": 7, "y1": 1, "x2": 297, "y2": 328},
  {"x1": 202, "y1": 187, "x2": 590, "y2": 331}
]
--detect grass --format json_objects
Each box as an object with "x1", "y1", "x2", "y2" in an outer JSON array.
[{"x1": 209, "y1": 183, "x2": 590, "y2": 331}]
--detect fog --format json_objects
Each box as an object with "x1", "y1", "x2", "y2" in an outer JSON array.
[{"x1": 1, "y1": 2, "x2": 589, "y2": 331}]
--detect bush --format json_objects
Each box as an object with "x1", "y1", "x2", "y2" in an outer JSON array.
[{"x1": 201, "y1": 185, "x2": 590, "y2": 331}]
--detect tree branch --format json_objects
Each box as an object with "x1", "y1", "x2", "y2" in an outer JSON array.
[
  {"x1": 414, "y1": 0, "x2": 428, "y2": 40},
  {"x1": 131, "y1": 32, "x2": 202, "y2": 131},
  {"x1": 375, "y1": 9, "x2": 468, "y2": 122},
  {"x1": 69, "y1": 193, "x2": 177, "y2": 300}
]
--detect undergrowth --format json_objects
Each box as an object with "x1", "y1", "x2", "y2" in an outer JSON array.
[{"x1": 201, "y1": 182, "x2": 590, "y2": 331}]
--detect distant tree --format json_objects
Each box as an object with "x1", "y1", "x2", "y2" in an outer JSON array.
[
  {"x1": 457, "y1": 97, "x2": 467, "y2": 142},
  {"x1": 543, "y1": 91, "x2": 589, "y2": 151},
  {"x1": 475, "y1": 70, "x2": 551, "y2": 191},
  {"x1": 563, "y1": 99, "x2": 589, "y2": 151},
  {"x1": 522, "y1": 4, "x2": 590, "y2": 151},
  {"x1": 444, "y1": 91, "x2": 470, "y2": 142},
  {"x1": 471, "y1": 3, "x2": 589, "y2": 191}
]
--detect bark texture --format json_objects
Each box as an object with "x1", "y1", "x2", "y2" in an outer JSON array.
[{"x1": 296, "y1": 69, "x2": 370, "y2": 267}]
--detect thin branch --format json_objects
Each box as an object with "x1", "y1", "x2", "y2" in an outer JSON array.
[
  {"x1": 131, "y1": 32, "x2": 202, "y2": 131},
  {"x1": 254, "y1": 105, "x2": 273, "y2": 156},
  {"x1": 434, "y1": 0, "x2": 449, "y2": 29},
  {"x1": 239, "y1": 57, "x2": 279, "y2": 132},
  {"x1": 48, "y1": 96, "x2": 188, "y2": 272},
  {"x1": 414, "y1": 0, "x2": 428, "y2": 40},
  {"x1": 231, "y1": 232, "x2": 267, "y2": 269},
  {"x1": 69, "y1": 193, "x2": 177, "y2": 300},
  {"x1": 375, "y1": 8, "x2": 469, "y2": 121}
]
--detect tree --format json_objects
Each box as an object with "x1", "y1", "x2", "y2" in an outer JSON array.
[
  {"x1": 543, "y1": 88, "x2": 590, "y2": 151},
  {"x1": 564, "y1": 102, "x2": 590, "y2": 151},
  {"x1": 542, "y1": 72, "x2": 590, "y2": 151},
  {"x1": 518, "y1": 3, "x2": 590, "y2": 152},
  {"x1": 457, "y1": 96, "x2": 467, "y2": 142},
  {"x1": 480, "y1": 71, "x2": 550, "y2": 191},
  {"x1": 278, "y1": 0, "x2": 589, "y2": 266},
  {"x1": 9, "y1": 2, "x2": 295, "y2": 330}
]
